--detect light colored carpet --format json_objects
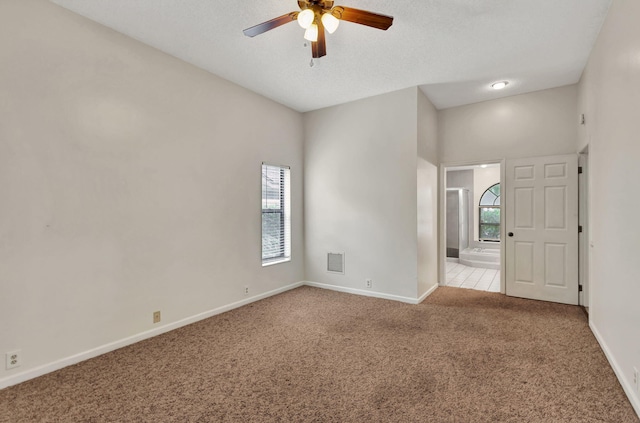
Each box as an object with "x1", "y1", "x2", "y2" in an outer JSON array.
[{"x1": 1, "y1": 286, "x2": 638, "y2": 422}]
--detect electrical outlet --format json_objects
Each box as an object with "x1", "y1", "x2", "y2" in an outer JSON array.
[
  {"x1": 153, "y1": 311, "x2": 161, "y2": 324},
  {"x1": 634, "y1": 367, "x2": 639, "y2": 393},
  {"x1": 6, "y1": 350, "x2": 21, "y2": 370},
  {"x1": 365, "y1": 279, "x2": 372, "y2": 289},
  {"x1": 244, "y1": 286, "x2": 250, "y2": 296}
]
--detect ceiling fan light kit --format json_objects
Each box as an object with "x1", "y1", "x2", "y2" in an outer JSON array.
[
  {"x1": 304, "y1": 24, "x2": 319, "y2": 42},
  {"x1": 243, "y1": 0, "x2": 393, "y2": 59},
  {"x1": 321, "y1": 13, "x2": 340, "y2": 34},
  {"x1": 297, "y1": 9, "x2": 314, "y2": 29}
]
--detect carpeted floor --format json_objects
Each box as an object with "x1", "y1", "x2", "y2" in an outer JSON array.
[{"x1": 1, "y1": 286, "x2": 638, "y2": 422}]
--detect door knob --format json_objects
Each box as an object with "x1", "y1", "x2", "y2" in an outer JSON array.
[{"x1": 508, "y1": 232, "x2": 514, "y2": 237}]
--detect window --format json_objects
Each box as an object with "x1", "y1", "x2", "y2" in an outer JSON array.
[
  {"x1": 261, "y1": 164, "x2": 291, "y2": 265},
  {"x1": 479, "y1": 183, "x2": 500, "y2": 241}
]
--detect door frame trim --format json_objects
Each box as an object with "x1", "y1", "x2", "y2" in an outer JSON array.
[
  {"x1": 438, "y1": 159, "x2": 506, "y2": 293},
  {"x1": 578, "y1": 146, "x2": 590, "y2": 312}
]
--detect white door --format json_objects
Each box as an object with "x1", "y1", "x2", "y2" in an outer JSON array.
[{"x1": 505, "y1": 154, "x2": 579, "y2": 305}]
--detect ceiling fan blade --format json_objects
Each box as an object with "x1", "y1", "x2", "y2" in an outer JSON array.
[
  {"x1": 332, "y1": 6, "x2": 393, "y2": 30},
  {"x1": 312, "y1": 18, "x2": 327, "y2": 58},
  {"x1": 243, "y1": 12, "x2": 298, "y2": 37}
]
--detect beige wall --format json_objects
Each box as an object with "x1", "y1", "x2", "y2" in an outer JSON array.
[
  {"x1": 304, "y1": 88, "x2": 420, "y2": 300},
  {"x1": 418, "y1": 90, "x2": 438, "y2": 165},
  {"x1": 0, "y1": 0, "x2": 304, "y2": 386},
  {"x1": 438, "y1": 85, "x2": 579, "y2": 164},
  {"x1": 577, "y1": 0, "x2": 640, "y2": 414},
  {"x1": 304, "y1": 88, "x2": 439, "y2": 301},
  {"x1": 417, "y1": 90, "x2": 439, "y2": 297}
]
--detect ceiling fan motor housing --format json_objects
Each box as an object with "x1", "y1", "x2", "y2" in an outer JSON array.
[{"x1": 298, "y1": 0, "x2": 334, "y2": 11}]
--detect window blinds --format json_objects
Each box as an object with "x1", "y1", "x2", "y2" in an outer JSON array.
[{"x1": 261, "y1": 164, "x2": 291, "y2": 264}]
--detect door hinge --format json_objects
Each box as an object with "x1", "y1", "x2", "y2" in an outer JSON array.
[
  {"x1": 578, "y1": 225, "x2": 583, "y2": 233},
  {"x1": 578, "y1": 167, "x2": 583, "y2": 174},
  {"x1": 578, "y1": 285, "x2": 583, "y2": 292}
]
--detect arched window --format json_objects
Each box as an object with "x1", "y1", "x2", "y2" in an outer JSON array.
[{"x1": 479, "y1": 183, "x2": 500, "y2": 241}]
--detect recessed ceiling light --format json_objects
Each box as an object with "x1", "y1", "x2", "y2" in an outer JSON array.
[
  {"x1": 491, "y1": 81, "x2": 509, "y2": 90},
  {"x1": 480, "y1": 164, "x2": 488, "y2": 168}
]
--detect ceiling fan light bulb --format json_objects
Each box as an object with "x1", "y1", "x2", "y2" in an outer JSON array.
[
  {"x1": 321, "y1": 13, "x2": 340, "y2": 34},
  {"x1": 304, "y1": 24, "x2": 318, "y2": 42},
  {"x1": 297, "y1": 9, "x2": 315, "y2": 29}
]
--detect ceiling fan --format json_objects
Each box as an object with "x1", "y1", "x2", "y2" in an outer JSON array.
[{"x1": 243, "y1": 0, "x2": 393, "y2": 59}]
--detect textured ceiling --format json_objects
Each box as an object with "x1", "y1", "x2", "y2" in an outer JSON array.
[{"x1": 50, "y1": 0, "x2": 611, "y2": 111}]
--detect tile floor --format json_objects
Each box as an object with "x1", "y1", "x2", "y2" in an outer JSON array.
[{"x1": 445, "y1": 261, "x2": 501, "y2": 293}]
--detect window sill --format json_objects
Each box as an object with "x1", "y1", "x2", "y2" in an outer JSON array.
[{"x1": 262, "y1": 258, "x2": 291, "y2": 267}]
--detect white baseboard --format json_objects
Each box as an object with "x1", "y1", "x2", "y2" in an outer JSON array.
[
  {"x1": 304, "y1": 281, "x2": 436, "y2": 305},
  {"x1": 0, "y1": 281, "x2": 304, "y2": 390},
  {"x1": 416, "y1": 283, "x2": 439, "y2": 304},
  {"x1": 590, "y1": 321, "x2": 640, "y2": 418},
  {"x1": 1, "y1": 280, "x2": 440, "y2": 391}
]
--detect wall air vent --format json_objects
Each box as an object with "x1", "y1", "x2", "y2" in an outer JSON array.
[{"x1": 327, "y1": 252, "x2": 345, "y2": 274}]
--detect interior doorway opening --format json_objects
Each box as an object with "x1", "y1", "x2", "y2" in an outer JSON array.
[{"x1": 443, "y1": 162, "x2": 503, "y2": 293}]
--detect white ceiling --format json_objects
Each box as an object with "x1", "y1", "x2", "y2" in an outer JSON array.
[{"x1": 50, "y1": 0, "x2": 611, "y2": 112}]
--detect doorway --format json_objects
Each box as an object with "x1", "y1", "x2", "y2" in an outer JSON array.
[{"x1": 442, "y1": 162, "x2": 503, "y2": 293}]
